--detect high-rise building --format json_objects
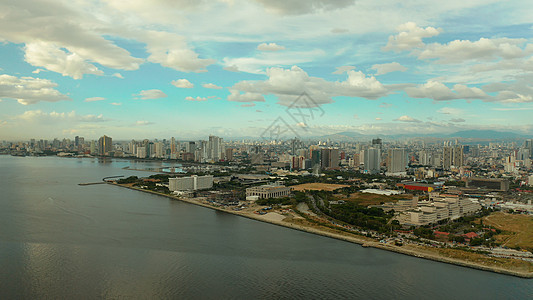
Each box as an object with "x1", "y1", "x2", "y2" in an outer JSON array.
[
  {"x1": 443, "y1": 145, "x2": 464, "y2": 169},
  {"x1": 364, "y1": 148, "x2": 381, "y2": 174},
  {"x1": 208, "y1": 135, "x2": 223, "y2": 161},
  {"x1": 388, "y1": 148, "x2": 407, "y2": 173},
  {"x1": 98, "y1": 135, "x2": 112, "y2": 156},
  {"x1": 225, "y1": 148, "x2": 234, "y2": 161},
  {"x1": 320, "y1": 148, "x2": 339, "y2": 169}
]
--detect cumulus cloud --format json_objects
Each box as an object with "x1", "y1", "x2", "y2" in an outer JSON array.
[
  {"x1": 203, "y1": 83, "x2": 223, "y2": 89},
  {"x1": 229, "y1": 65, "x2": 388, "y2": 106},
  {"x1": 254, "y1": 0, "x2": 355, "y2": 15},
  {"x1": 172, "y1": 79, "x2": 194, "y2": 88},
  {"x1": 112, "y1": 73, "x2": 124, "y2": 79},
  {"x1": 257, "y1": 43, "x2": 285, "y2": 51},
  {"x1": 0, "y1": 74, "x2": 70, "y2": 105},
  {"x1": 0, "y1": 0, "x2": 143, "y2": 77},
  {"x1": 135, "y1": 89, "x2": 167, "y2": 100},
  {"x1": 228, "y1": 90, "x2": 265, "y2": 103},
  {"x1": 371, "y1": 62, "x2": 408, "y2": 75},
  {"x1": 85, "y1": 97, "x2": 105, "y2": 102},
  {"x1": 142, "y1": 31, "x2": 215, "y2": 73},
  {"x1": 395, "y1": 115, "x2": 421, "y2": 123},
  {"x1": 383, "y1": 22, "x2": 441, "y2": 52},
  {"x1": 405, "y1": 81, "x2": 489, "y2": 101},
  {"x1": 333, "y1": 66, "x2": 356, "y2": 74},
  {"x1": 24, "y1": 42, "x2": 104, "y2": 79},
  {"x1": 418, "y1": 38, "x2": 532, "y2": 63}
]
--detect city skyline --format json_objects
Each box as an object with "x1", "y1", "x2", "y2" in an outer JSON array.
[{"x1": 1, "y1": 1, "x2": 533, "y2": 140}]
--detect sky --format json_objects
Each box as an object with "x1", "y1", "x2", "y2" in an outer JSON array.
[{"x1": 1, "y1": 0, "x2": 533, "y2": 141}]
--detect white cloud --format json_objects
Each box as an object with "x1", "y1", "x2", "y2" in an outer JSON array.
[
  {"x1": 257, "y1": 42, "x2": 285, "y2": 51},
  {"x1": 85, "y1": 97, "x2": 105, "y2": 102},
  {"x1": 0, "y1": 74, "x2": 70, "y2": 105},
  {"x1": 112, "y1": 73, "x2": 124, "y2": 79},
  {"x1": 230, "y1": 65, "x2": 388, "y2": 106},
  {"x1": 333, "y1": 66, "x2": 355, "y2": 74},
  {"x1": 418, "y1": 38, "x2": 532, "y2": 63},
  {"x1": 405, "y1": 81, "x2": 489, "y2": 101},
  {"x1": 111, "y1": 102, "x2": 122, "y2": 106},
  {"x1": 141, "y1": 31, "x2": 215, "y2": 73},
  {"x1": 395, "y1": 115, "x2": 421, "y2": 123},
  {"x1": 17, "y1": 110, "x2": 105, "y2": 123},
  {"x1": 172, "y1": 79, "x2": 194, "y2": 88},
  {"x1": 203, "y1": 83, "x2": 223, "y2": 89},
  {"x1": 383, "y1": 22, "x2": 441, "y2": 51},
  {"x1": 222, "y1": 49, "x2": 325, "y2": 74},
  {"x1": 227, "y1": 90, "x2": 265, "y2": 103},
  {"x1": 253, "y1": 0, "x2": 355, "y2": 15},
  {"x1": 437, "y1": 107, "x2": 463, "y2": 115},
  {"x1": 24, "y1": 42, "x2": 104, "y2": 79},
  {"x1": 185, "y1": 96, "x2": 208, "y2": 101},
  {"x1": 371, "y1": 62, "x2": 407, "y2": 75},
  {"x1": 450, "y1": 118, "x2": 465, "y2": 123},
  {"x1": 32, "y1": 68, "x2": 46, "y2": 74},
  {"x1": 223, "y1": 65, "x2": 240, "y2": 72},
  {"x1": 0, "y1": 1, "x2": 143, "y2": 76},
  {"x1": 135, "y1": 89, "x2": 167, "y2": 100}
]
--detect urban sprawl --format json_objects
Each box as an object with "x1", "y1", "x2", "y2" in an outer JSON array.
[{"x1": 3, "y1": 135, "x2": 533, "y2": 274}]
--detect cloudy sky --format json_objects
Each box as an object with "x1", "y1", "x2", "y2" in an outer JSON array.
[{"x1": 1, "y1": 0, "x2": 532, "y2": 140}]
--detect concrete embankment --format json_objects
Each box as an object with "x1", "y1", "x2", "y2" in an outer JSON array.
[{"x1": 110, "y1": 183, "x2": 533, "y2": 279}]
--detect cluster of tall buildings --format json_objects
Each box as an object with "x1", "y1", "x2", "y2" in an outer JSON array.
[{"x1": 124, "y1": 135, "x2": 227, "y2": 162}]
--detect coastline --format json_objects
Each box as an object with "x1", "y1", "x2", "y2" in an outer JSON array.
[{"x1": 111, "y1": 183, "x2": 533, "y2": 279}]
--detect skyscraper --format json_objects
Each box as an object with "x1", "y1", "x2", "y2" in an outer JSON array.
[
  {"x1": 98, "y1": 135, "x2": 112, "y2": 156},
  {"x1": 388, "y1": 148, "x2": 407, "y2": 173},
  {"x1": 320, "y1": 148, "x2": 339, "y2": 170},
  {"x1": 364, "y1": 148, "x2": 381, "y2": 174},
  {"x1": 208, "y1": 135, "x2": 223, "y2": 161}
]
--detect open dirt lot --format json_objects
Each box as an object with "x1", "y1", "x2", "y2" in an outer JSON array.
[
  {"x1": 291, "y1": 183, "x2": 349, "y2": 192},
  {"x1": 483, "y1": 212, "x2": 533, "y2": 251}
]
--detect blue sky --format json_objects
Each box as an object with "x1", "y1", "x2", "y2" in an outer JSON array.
[{"x1": 1, "y1": 0, "x2": 532, "y2": 140}]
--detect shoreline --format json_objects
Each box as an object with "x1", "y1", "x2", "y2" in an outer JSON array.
[{"x1": 111, "y1": 183, "x2": 533, "y2": 279}]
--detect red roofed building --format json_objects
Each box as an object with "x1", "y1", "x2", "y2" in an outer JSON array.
[{"x1": 463, "y1": 232, "x2": 478, "y2": 239}]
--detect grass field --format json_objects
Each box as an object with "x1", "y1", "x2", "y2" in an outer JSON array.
[
  {"x1": 291, "y1": 183, "x2": 349, "y2": 192},
  {"x1": 335, "y1": 192, "x2": 412, "y2": 206},
  {"x1": 483, "y1": 212, "x2": 533, "y2": 251}
]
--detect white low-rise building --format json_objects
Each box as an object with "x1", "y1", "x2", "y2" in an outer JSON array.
[
  {"x1": 246, "y1": 184, "x2": 291, "y2": 199},
  {"x1": 169, "y1": 175, "x2": 213, "y2": 191}
]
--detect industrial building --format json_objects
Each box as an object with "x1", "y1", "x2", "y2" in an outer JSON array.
[{"x1": 466, "y1": 178, "x2": 509, "y2": 192}]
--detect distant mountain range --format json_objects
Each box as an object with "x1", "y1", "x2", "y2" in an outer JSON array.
[{"x1": 319, "y1": 130, "x2": 531, "y2": 141}]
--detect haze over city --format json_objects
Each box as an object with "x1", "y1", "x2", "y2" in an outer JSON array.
[{"x1": 1, "y1": 0, "x2": 532, "y2": 140}]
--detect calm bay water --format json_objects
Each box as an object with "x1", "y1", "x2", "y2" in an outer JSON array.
[{"x1": 0, "y1": 155, "x2": 531, "y2": 299}]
